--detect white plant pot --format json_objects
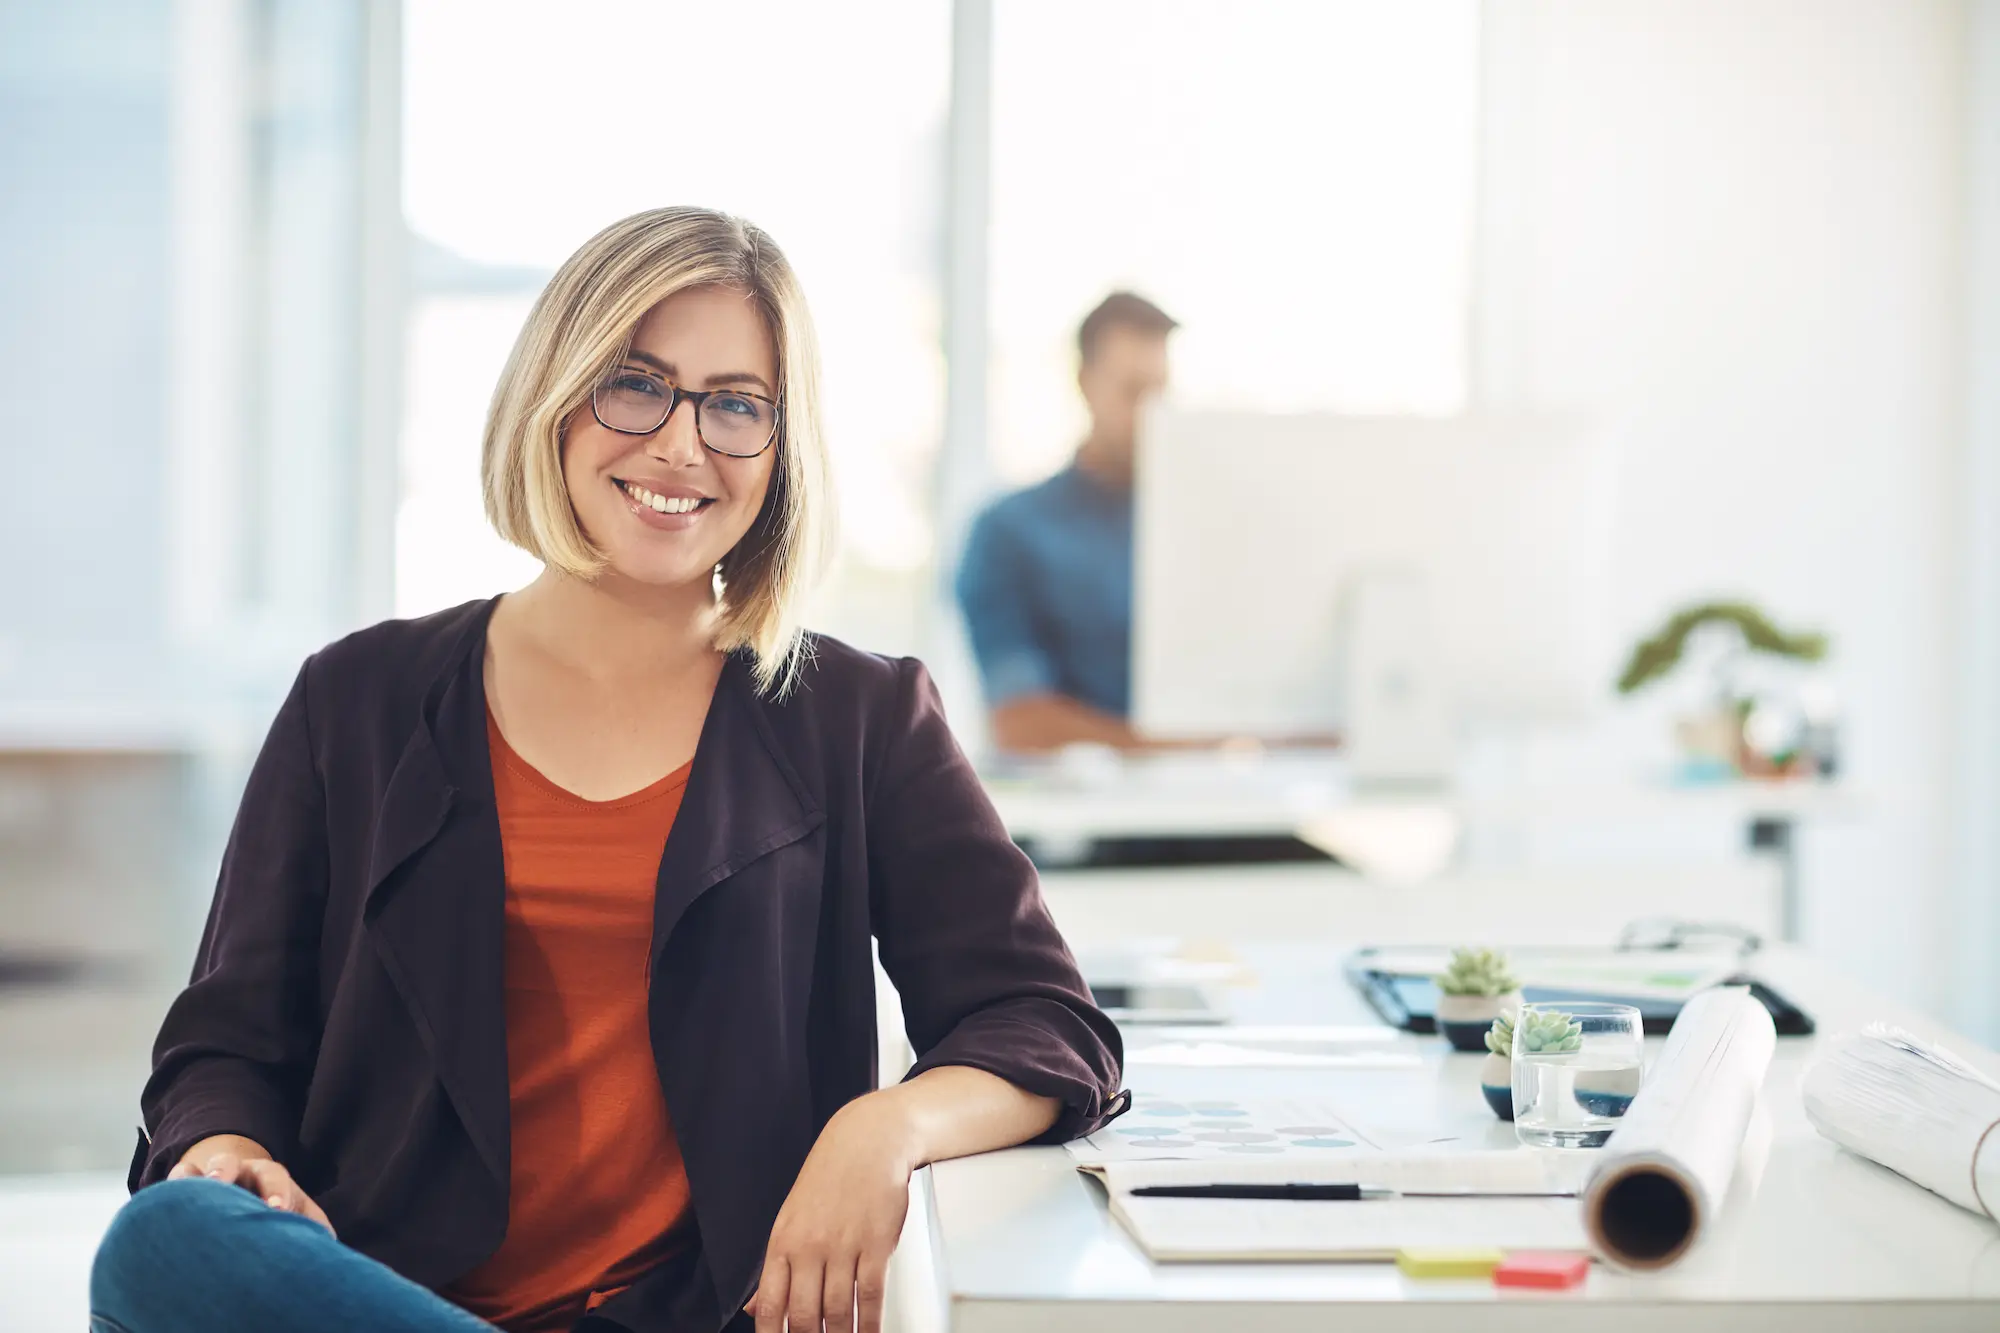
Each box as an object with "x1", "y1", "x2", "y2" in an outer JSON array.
[
  {"x1": 1479, "y1": 1051, "x2": 1517, "y2": 1119},
  {"x1": 1435, "y1": 990, "x2": 1523, "y2": 1051}
]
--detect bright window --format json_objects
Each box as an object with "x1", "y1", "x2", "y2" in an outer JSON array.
[
  {"x1": 988, "y1": 1, "x2": 1481, "y2": 483},
  {"x1": 397, "y1": 0, "x2": 950, "y2": 649}
]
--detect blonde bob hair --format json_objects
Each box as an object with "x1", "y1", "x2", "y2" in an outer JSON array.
[{"x1": 482, "y1": 207, "x2": 833, "y2": 693}]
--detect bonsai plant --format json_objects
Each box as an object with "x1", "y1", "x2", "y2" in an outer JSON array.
[
  {"x1": 1616, "y1": 601, "x2": 1827, "y2": 696},
  {"x1": 1480, "y1": 1007, "x2": 1580, "y2": 1119},
  {"x1": 1616, "y1": 600, "x2": 1830, "y2": 780},
  {"x1": 1434, "y1": 947, "x2": 1523, "y2": 1052}
]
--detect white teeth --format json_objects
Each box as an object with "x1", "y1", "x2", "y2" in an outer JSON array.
[{"x1": 624, "y1": 481, "x2": 703, "y2": 515}]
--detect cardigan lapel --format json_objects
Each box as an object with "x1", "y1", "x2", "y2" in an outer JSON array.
[
  {"x1": 360, "y1": 600, "x2": 511, "y2": 1188},
  {"x1": 642, "y1": 652, "x2": 829, "y2": 1320},
  {"x1": 649, "y1": 652, "x2": 826, "y2": 957}
]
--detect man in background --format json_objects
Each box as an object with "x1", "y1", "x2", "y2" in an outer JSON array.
[{"x1": 955, "y1": 292, "x2": 1176, "y2": 753}]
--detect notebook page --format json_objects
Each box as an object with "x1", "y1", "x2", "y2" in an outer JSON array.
[
  {"x1": 1097, "y1": 1149, "x2": 1590, "y2": 1196},
  {"x1": 1113, "y1": 1195, "x2": 1589, "y2": 1262}
]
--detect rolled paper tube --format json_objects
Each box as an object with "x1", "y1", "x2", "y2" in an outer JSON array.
[
  {"x1": 1581, "y1": 987, "x2": 1776, "y2": 1270},
  {"x1": 1802, "y1": 1024, "x2": 2000, "y2": 1224}
]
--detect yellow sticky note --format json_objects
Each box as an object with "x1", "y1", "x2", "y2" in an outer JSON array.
[{"x1": 1396, "y1": 1248, "x2": 1506, "y2": 1279}]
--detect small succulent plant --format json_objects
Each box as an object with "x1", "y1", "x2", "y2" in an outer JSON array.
[
  {"x1": 1515, "y1": 1008, "x2": 1584, "y2": 1055},
  {"x1": 1436, "y1": 947, "x2": 1520, "y2": 998},
  {"x1": 1484, "y1": 1008, "x2": 1515, "y2": 1058}
]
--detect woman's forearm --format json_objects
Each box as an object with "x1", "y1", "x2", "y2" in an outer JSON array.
[{"x1": 858, "y1": 1066, "x2": 1061, "y2": 1171}]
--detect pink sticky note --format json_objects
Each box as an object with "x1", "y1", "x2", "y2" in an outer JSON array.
[{"x1": 1494, "y1": 1251, "x2": 1590, "y2": 1290}]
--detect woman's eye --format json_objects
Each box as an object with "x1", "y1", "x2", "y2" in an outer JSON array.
[
  {"x1": 712, "y1": 394, "x2": 761, "y2": 418},
  {"x1": 612, "y1": 373, "x2": 663, "y2": 396}
]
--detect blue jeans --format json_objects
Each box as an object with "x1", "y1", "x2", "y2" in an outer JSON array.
[{"x1": 90, "y1": 1179, "x2": 496, "y2": 1333}]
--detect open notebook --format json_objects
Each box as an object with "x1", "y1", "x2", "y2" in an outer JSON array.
[{"x1": 1088, "y1": 1152, "x2": 1592, "y2": 1263}]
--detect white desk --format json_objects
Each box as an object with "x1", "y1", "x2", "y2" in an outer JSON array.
[
  {"x1": 922, "y1": 944, "x2": 2000, "y2": 1332},
  {"x1": 984, "y1": 760, "x2": 1859, "y2": 941},
  {"x1": 1037, "y1": 860, "x2": 1785, "y2": 951},
  {"x1": 985, "y1": 758, "x2": 1858, "y2": 844}
]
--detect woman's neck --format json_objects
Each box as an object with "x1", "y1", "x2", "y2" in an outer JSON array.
[{"x1": 506, "y1": 568, "x2": 721, "y2": 685}]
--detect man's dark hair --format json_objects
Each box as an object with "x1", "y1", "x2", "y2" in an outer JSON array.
[{"x1": 1077, "y1": 291, "x2": 1178, "y2": 366}]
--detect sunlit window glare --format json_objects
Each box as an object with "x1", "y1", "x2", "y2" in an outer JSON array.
[
  {"x1": 397, "y1": 0, "x2": 950, "y2": 620},
  {"x1": 990, "y1": 0, "x2": 1479, "y2": 482}
]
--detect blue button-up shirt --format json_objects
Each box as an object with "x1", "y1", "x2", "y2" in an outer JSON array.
[{"x1": 954, "y1": 466, "x2": 1134, "y2": 718}]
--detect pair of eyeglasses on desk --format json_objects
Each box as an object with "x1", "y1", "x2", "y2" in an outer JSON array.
[{"x1": 1616, "y1": 918, "x2": 1763, "y2": 959}]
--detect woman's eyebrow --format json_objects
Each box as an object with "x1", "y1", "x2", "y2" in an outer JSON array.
[
  {"x1": 704, "y1": 370, "x2": 780, "y2": 392},
  {"x1": 702, "y1": 371, "x2": 775, "y2": 393},
  {"x1": 624, "y1": 349, "x2": 772, "y2": 394}
]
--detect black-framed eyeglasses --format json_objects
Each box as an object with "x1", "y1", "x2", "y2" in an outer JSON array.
[{"x1": 591, "y1": 365, "x2": 781, "y2": 459}]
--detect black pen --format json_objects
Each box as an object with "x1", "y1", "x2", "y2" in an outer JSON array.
[{"x1": 1129, "y1": 1183, "x2": 1392, "y2": 1201}]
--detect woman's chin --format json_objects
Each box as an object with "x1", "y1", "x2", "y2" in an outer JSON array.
[{"x1": 596, "y1": 553, "x2": 720, "y2": 594}]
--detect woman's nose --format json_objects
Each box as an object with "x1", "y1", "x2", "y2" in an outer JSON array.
[{"x1": 647, "y1": 397, "x2": 704, "y2": 465}]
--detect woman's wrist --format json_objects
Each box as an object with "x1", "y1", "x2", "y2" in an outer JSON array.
[
  {"x1": 840, "y1": 1068, "x2": 1063, "y2": 1173},
  {"x1": 836, "y1": 1085, "x2": 928, "y2": 1175},
  {"x1": 178, "y1": 1133, "x2": 273, "y2": 1171}
]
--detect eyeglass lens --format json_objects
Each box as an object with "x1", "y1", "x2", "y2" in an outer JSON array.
[{"x1": 594, "y1": 370, "x2": 776, "y2": 457}]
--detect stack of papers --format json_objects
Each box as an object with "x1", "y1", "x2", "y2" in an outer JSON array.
[
  {"x1": 1091, "y1": 1153, "x2": 1591, "y2": 1262},
  {"x1": 1074, "y1": 1092, "x2": 1590, "y2": 1262},
  {"x1": 1123, "y1": 1026, "x2": 1419, "y2": 1072},
  {"x1": 1126, "y1": 1043, "x2": 1423, "y2": 1070},
  {"x1": 1065, "y1": 1094, "x2": 1429, "y2": 1167}
]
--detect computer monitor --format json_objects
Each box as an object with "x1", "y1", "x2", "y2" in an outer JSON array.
[{"x1": 1130, "y1": 410, "x2": 1616, "y2": 744}]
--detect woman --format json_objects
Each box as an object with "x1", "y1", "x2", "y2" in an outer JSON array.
[{"x1": 91, "y1": 207, "x2": 1125, "y2": 1333}]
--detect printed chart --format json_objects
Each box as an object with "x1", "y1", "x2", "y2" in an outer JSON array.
[{"x1": 1066, "y1": 1093, "x2": 1390, "y2": 1166}]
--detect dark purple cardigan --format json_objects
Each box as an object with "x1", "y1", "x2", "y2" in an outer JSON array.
[{"x1": 131, "y1": 597, "x2": 1125, "y2": 1332}]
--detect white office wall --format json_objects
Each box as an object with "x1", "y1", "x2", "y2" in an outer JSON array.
[
  {"x1": 1479, "y1": 0, "x2": 1966, "y2": 1017},
  {"x1": 1958, "y1": 0, "x2": 2000, "y2": 1046}
]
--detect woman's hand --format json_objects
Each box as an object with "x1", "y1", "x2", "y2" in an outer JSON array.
[
  {"x1": 168, "y1": 1133, "x2": 335, "y2": 1236},
  {"x1": 749, "y1": 1092, "x2": 917, "y2": 1333}
]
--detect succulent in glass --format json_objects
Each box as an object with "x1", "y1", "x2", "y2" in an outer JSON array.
[
  {"x1": 1435, "y1": 947, "x2": 1520, "y2": 998},
  {"x1": 1515, "y1": 1007, "x2": 1584, "y2": 1055},
  {"x1": 1484, "y1": 1009, "x2": 1515, "y2": 1059}
]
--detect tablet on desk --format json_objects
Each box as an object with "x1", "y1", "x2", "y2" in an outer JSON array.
[
  {"x1": 1089, "y1": 982, "x2": 1228, "y2": 1025},
  {"x1": 1344, "y1": 948, "x2": 1815, "y2": 1037}
]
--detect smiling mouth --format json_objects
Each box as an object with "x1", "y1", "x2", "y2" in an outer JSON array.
[{"x1": 617, "y1": 479, "x2": 715, "y2": 515}]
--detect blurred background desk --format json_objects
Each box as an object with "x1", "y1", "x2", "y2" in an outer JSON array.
[
  {"x1": 985, "y1": 756, "x2": 1859, "y2": 943},
  {"x1": 917, "y1": 939, "x2": 2000, "y2": 1333},
  {"x1": 1036, "y1": 861, "x2": 1783, "y2": 953},
  {"x1": 0, "y1": 703, "x2": 264, "y2": 1176}
]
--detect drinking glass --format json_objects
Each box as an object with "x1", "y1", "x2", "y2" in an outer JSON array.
[{"x1": 1512, "y1": 1001, "x2": 1644, "y2": 1148}]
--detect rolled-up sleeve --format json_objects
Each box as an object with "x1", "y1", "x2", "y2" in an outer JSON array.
[
  {"x1": 867, "y1": 657, "x2": 1124, "y2": 1143},
  {"x1": 954, "y1": 507, "x2": 1058, "y2": 707},
  {"x1": 130, "y1": 661, "x2": 327, "y2": 1189}
]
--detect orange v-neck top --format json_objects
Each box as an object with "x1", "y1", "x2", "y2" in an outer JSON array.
[{"x1": 444, "y1": 711, "x2": 695, "y2": 1333}]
